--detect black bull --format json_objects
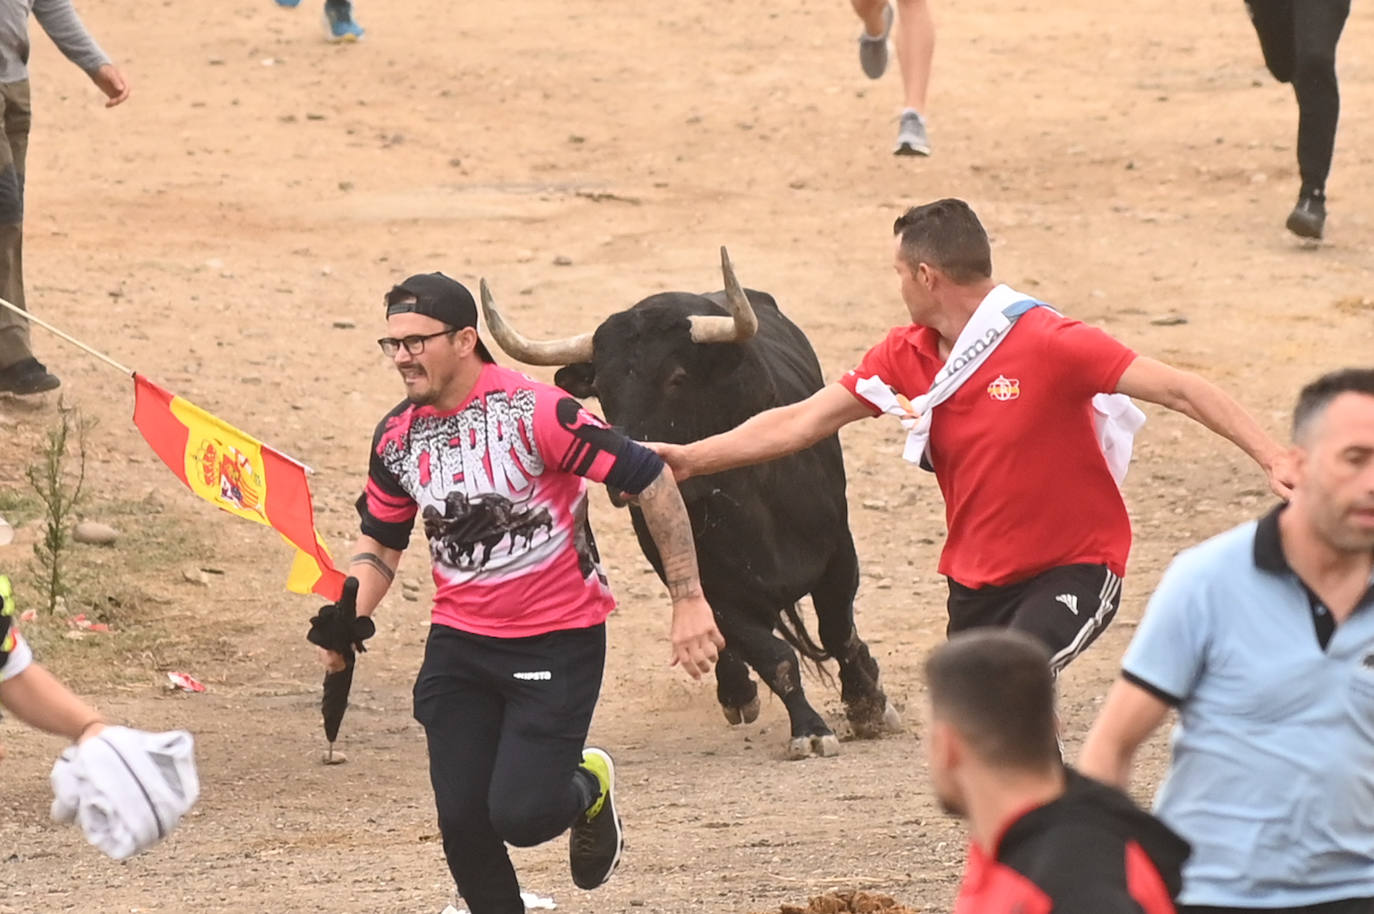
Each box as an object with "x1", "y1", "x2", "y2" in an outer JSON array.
[{"x1": 480, "y1": 250, "x2": 901, "y2": 758}]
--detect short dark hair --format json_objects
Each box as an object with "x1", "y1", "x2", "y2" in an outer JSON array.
[
  {"x1": 924, "y1": 629, "x2": 1059, "y2": 771},
  {"x1": 893, "y1": 198, "x2": 993, "y2": 284},
  {"x1": 1293, "y1": 368, "x2": 1374, "y2": 441}
]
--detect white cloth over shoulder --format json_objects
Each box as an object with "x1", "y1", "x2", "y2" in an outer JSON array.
[
  {"x1": 50, "y1": 725, "x2": 200, "y2": 860},
  {"x1": 855, "y1": 284, "x2": 1146, "y2": 485}
]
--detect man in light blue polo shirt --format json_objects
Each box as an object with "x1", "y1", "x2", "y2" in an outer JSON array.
[{"x1": 1080, "y1": 367, "x2": 1374, "y2": 914}]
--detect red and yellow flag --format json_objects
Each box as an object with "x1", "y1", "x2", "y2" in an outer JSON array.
[{"x1": 131, "y1": 374, "x2": 346, "y2": 600}]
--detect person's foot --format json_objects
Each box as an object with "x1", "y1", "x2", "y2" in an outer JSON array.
[
  {"x1": 1285, "y1": 188, "x2": 1326, "y2": 240},
  {"x1": 858, "y1": 3, "x2": 893, "y2": 79},
  {"x1": 324, "y1": 0, "x2": 364, "y2": 41},
  {"x1": 894, "y1": 109, "x2": 931, "y2": 156},
  {"x1": 273, "y1": 0, "x2": 302, "y2": 7},
  {"x1": 0, "y1": 357, "x2": 60, "y2": 395},
  {"x1": 569, "y1": 748, "x2": 623, "y2": 890}
]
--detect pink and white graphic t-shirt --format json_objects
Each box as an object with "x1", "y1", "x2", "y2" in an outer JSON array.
[{"x1": 356, "y1": 364, "x2": 664, "y2": 638}]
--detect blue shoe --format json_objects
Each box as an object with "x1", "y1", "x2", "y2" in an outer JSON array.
[
  {"x1": 274, "y1": 0, "x2": 302, "y2": 7},
  {"x1": 324, "y1": 1, "x2": 364, "y2": 41}
]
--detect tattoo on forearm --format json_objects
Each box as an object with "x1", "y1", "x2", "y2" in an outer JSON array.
[
  {"x1": 638, "y1": 474, "x2": 704, "y2": 601},
  {"x1": 350, "y1": 552, "x2": 395, "y2": 582}
]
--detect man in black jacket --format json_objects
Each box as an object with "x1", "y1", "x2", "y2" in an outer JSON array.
[{"x1": 924, "y1": 630, "x2": 1190, "y2": 913}]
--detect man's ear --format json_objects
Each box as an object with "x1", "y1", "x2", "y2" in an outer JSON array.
[
  {"x1": 930, "y1": 717, "x2": 962, "y2": 769},
  {"x1": 554, "y1": 363, "x2": 597, "y2": 398}
]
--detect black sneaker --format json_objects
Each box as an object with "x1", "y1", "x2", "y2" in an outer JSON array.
[
  {"x1": 569, "y1": 747, "x2": 623, "y2": 890},
  {"x1": 1285, "y1": 188, "x2": 1326, "y2": 240},
  {"x1": 0, "y1": 358, "x2": 60, "y2": 395}
]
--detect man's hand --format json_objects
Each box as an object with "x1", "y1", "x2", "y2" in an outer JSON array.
[
  {"x1": 317, "y1": 647, "x2": 347, "y2": 673},
  {"x1": 90, "y1": 64, "x2": 130, "y2": 107},
  {"x1": 669, "y1": 595, "x2": 725, "y2": 680},
  {"x1": 307, "y1": 578, "x2": 373, "y2": 669},
  {"x1": 645, "y1": 442, "x2": 694, "y2": 483},
  {"x1": 1264, "y1": 450, "x2": 1296, "y2": 500}
]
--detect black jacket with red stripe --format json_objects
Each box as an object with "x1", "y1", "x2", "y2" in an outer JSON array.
[{"x1": 954, "y1": 769, "x2": 1190, "y2": 914}]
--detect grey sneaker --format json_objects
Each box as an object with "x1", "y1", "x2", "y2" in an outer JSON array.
[
  {"x1": 894, "y1": 109, "x2": 931, "y2": 156},
  {"x1": 858, "y1": 4, "x2": 893, "y2": 79}
]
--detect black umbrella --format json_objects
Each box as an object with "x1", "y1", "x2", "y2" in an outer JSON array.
[{"x1": 320, "y1": 577, "x2": 360, "y2": 764}]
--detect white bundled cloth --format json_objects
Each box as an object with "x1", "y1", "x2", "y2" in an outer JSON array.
[
  {"x1": 50, "y1": 725, "x2": 200, "y2": 859},
  {"x1": 853, "y1": 284, "x2": 1146, "y2": 484}
]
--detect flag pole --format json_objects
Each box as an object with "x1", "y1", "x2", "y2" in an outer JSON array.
[{"x1": 0, "y1": 296, "x2": 134, "y2": 377}]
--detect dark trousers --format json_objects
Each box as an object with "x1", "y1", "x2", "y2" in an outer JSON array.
[
  {"x1": 0, "y1": 79, "x2": 29, "y2": 369},
  {"x1": 1245, "y1": 0, "x2": 1350, "y2": 193},
  {"x1": 946, "y1": 564, "x2": 1122, "y2": 676},
  {"x1": 413, "y1": 623, "x2": 605, "y2": 914},
  {"x1": 1183, "y1": 899, "x2": 1374, "y2": 914}
]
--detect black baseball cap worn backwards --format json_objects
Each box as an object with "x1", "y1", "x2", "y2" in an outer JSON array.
[{"x1": 385, "y1": 272, "x2": 495, "y2": 363}]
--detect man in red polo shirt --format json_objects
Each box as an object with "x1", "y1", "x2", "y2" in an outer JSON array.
[{"x1": 652, "y1": 198, "x2": 1290, "y2": 673}]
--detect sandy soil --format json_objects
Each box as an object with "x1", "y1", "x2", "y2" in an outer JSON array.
[{"x1": 0, "y1": 0, "x2": 1371, "y2": 911}]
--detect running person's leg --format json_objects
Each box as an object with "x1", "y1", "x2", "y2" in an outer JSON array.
[
  {"x1": 1245, "y1": 0, "x2": 1296, "y2": 84},
  {"x1": 892, "y1": 0, "x2": 934, "y2": 155},
  {"x1": 413, "y1": 625, "x2": 523, "y2": 914},
  {"x1": 1285, "y1": 0, "x2": 1350, "y2": 238},
  {"x1": 853, "y1": 0, "x2": 895, "y2": 80},
  {"x1": 483, "y1": 624, "x2": 620, "y2": 889},
  {"x1": 1004, "y1": 564, "x2": 1123, "y2": 676},
  {"x1": 945, "y1": 576, "x2": 1023, "y2": 639}
]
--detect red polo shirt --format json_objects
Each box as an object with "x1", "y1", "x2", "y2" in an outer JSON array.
[{"x1": 840, "y1": 305, "x2": 1136, "y2": 588}]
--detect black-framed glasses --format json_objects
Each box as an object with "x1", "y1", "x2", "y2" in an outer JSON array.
[{"x1": 377, "y1": 329, "x2": 457, "y2": 357}]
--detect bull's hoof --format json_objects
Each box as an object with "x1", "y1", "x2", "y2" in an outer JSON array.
[
  {"x1": 845, "y1": 695, "x2": 901, "y2": 739},
  {"x1": 786, "y1": 733, "x2": 841, "y2": 760},
  {"x1": 721, "y1": 695, "x2": 762, "y2": 726}
]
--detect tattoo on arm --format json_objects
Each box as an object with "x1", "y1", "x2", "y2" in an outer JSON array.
[
  {"x1": 636, "y1": 472, "x2": 704, "y2": 602},
  {"x1": 350, "y1": 552, "x2": 396, "y2": 583}
]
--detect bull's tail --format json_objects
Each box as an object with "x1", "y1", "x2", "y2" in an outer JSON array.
[{"x1": 776, "y1": 602, "x2": 836, "y2": 687}]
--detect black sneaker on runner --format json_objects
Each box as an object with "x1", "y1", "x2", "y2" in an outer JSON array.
[
  {"x1": 1285, "y1": 188, "x2": 1326, "y2": 240},
  {"x1": 569, "y1": 747, "x2": 623, "y2": 890}
]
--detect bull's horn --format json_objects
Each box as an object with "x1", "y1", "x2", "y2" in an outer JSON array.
[
  {"x1": 479, "y1": 279, "x2": 595, "y2": 366},
  {"x1": 688, "y1": 246, "x2": 759, "y2": 344}
]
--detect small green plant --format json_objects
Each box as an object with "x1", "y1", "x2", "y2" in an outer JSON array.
[{"x1": 26, "y1": 401, "x2": 95, "y2": 614}]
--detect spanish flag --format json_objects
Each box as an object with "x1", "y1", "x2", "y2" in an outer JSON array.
[{"x1": 131, "y1": 374, "x2": 346, "y2": 600}]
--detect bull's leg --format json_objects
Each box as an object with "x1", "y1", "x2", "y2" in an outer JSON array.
[
  {"x1": 714, "y1": 646, "x2": 759, "y2": 725},
  {"x1": 716, "y1": 610, "x2": 838, "y2": 760},
  {"x1": 812, "y1": 538, "x2": 903, "y2": 739}
]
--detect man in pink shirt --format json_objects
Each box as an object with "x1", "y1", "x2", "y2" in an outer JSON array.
[{"x1": 310, "y1": 272, "x2": 722, "y2": 914}]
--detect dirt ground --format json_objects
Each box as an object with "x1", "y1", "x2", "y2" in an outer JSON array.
[{"x1": 0, "y1": 0, "x2": 1371, "y2": 911}]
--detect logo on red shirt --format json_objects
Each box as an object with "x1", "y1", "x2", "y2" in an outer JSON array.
[{"x1": 987, "y1": 375, "x2": 1021, "y2": 401}]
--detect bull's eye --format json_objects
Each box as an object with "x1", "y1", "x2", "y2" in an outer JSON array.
[{"x1": 664, "y1": 366, "x2": 688, "y2": 389}]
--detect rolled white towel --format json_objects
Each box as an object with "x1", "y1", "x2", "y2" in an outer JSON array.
[{"x1": 51, "y1": 725, "x2": 200, "y2": 859}]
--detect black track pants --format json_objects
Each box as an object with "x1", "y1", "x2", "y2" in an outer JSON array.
[
  {"x1": 1245, "y1": 0, "x2": 1350, "y2": 192},
  {"x1": 413, "y1": 623, "x2": 605, "y2": 914}
]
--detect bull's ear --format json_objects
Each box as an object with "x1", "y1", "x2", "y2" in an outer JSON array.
[{"x1": 554, "y1": 363, "x2": 597, "y2": 398}]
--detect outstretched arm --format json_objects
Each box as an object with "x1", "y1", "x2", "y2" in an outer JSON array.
[
  {"x1": 0, "y1": 663, "x2": 105, "y2": 744},
  {"x1": 631, "y1": 468, "x2": 726, "y2": 679},
  {"x1": 1115, "y1": 356, "x2": 1292, "y2": 498},
  {"x1": 653, "y1": 382, "x2": 872, "y2": 483}
]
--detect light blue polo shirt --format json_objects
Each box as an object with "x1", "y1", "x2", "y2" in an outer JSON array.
[{"x1": 1122, "y1": 507, "x2": 1374, "y2": 908}]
